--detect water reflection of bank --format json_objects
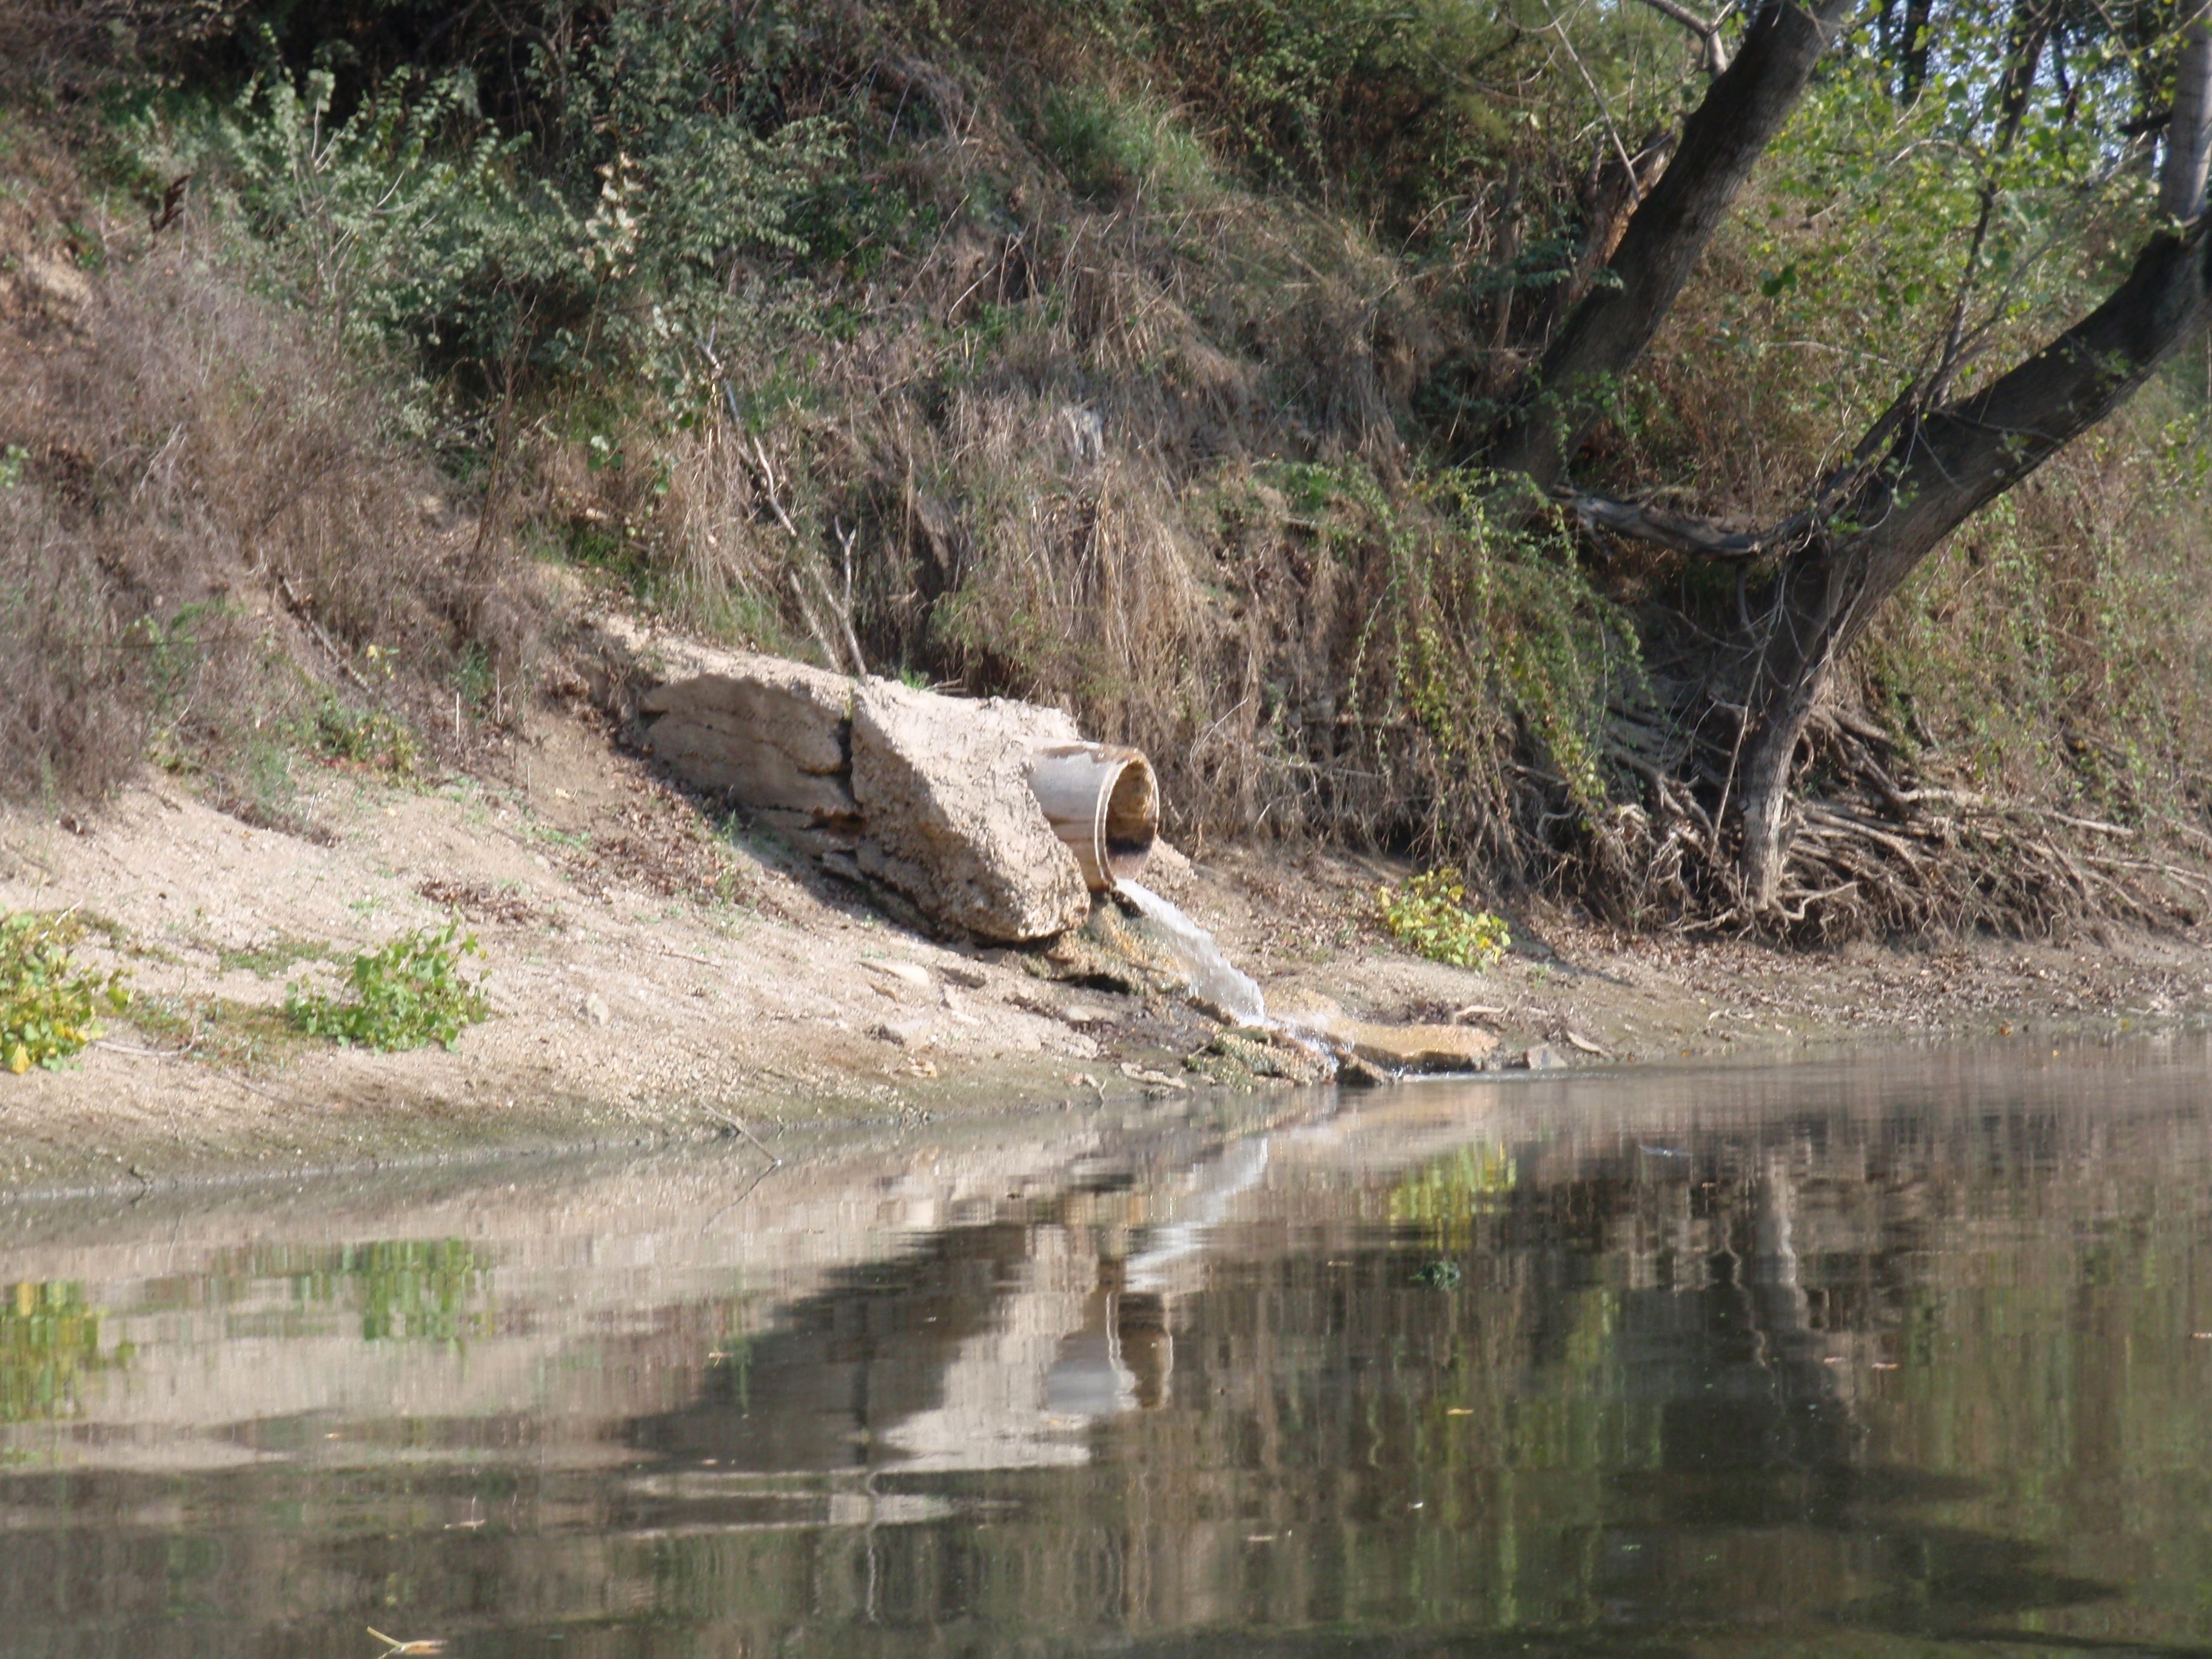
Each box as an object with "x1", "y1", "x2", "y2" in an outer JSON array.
[{"x1": 0, "y1": 1043, "x2": 2208, "y2": 1658}]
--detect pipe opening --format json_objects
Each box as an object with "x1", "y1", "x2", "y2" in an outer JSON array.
[
  {"x1": 1027, "y1": 743, "x2": 1159, "y2": 891},
  {"x1": 1101, "y1": 756, "x2": 1158, "y2": 882}
]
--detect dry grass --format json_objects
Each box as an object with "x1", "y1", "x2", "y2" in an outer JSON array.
[
  {"x1": 0, "y1": 142, "x2": 541, "y2": 805},
  {"x1": 526, "y1": 118, "x2": 1492, "y2": 857},
  {"x1": 0, "y1": 0, "x2": 1574, "y2": 871},
  {"x1": 0, "y1": 492, "x2": 150, "y2": 799}
]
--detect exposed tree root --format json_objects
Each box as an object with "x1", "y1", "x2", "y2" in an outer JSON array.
[{"x1": 1532, "y1": 688, "x2": 2212, "y2": 943}]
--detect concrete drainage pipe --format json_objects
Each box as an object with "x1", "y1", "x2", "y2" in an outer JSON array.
[{"x1": 1026, "y1": 743, "x2": 1159, "y2": 891}]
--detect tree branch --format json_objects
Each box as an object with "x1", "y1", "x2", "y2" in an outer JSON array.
[
  {"x1": 1551, "y1": 487, "x2": 1782, "y2": 558},
  {"x1": 1544, "y1": 2, "x2": 1646, "y2": 198},
  {"x1": 1632, "y1": 0, "x2": 1735, "y2": 75},
  {"x1": 1486, "y1": 0, "x2": 1855, "y2": 491},
  {"x1": 1733, "y1": 224, "x2": 2212, "y2": 910},
  {"x1": 1929, "y1": 0, "x2": 2054, "y2": 403}
]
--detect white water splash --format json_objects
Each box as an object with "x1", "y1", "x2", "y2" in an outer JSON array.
[{"x1": 1114, "y1": 879, "x2": 1268, "y2": 1028}]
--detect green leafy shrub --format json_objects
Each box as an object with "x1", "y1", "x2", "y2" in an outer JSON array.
[
  {"x1": 1379, "y1": 869, "x2": 1510, "y2": 970},
  {"x1": 310, "y1": 700, "x2": 418, "y2": 776},
  {"x1": 1, "y1": 912, "x2": 131, "y2": 1074},
  {"x1": 175, "y1": 3, "x2": 846, "y2": 412},
  {"x1": 286, "y1": 921, "x2": 489, "y2": 1052}
]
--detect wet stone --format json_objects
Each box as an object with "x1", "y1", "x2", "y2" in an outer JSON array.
[
  {"x1": 1039, "y1": 902, "x2": 1193, "y2": 999},
  {"x1": 1313, "y1": 1017, "x2": 1501, "y2": 1075},
  {"x1": 1184, "y1": 1028, "x2": 1336, "y2": 1089}
]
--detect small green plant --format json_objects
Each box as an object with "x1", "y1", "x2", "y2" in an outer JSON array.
[
  {"x1": 1378, "y1": 869, "x2": 1510, "y2": 971},
  {"x1": 1040, "y1": 86, "x2": 1216, "y2": 206},
  {"x1": 1, "y1": 912, "x2": 131, "y2": 1074},
  {"x1": 286, "y1": 920, "x2": 489, "y2": 1052},
  {"x1": 310, "y1": 700, "x2": 418, "y2": 775}
]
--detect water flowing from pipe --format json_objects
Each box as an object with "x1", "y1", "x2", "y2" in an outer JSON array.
[{"x1": 1113, "y1": 880, "x2": 1268, "y2": 1028}]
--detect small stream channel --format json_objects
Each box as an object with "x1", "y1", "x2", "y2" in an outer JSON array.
[{"x1": 3, "y1": 1040, "x2": 2211, "y2": 1657}]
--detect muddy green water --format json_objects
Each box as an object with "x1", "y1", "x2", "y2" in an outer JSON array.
[{"x1": 3, "y1": 1042, "x2": 2211, "y2": 1658}]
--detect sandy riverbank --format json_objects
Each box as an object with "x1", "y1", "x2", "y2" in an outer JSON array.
[{"x1": 5, "y1": 700, "x2": 2210, "y2": 1198}]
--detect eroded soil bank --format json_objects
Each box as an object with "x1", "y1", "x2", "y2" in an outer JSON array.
[{"x1": 6, "y1": 702, "x2": 2210, "y2": 1198}]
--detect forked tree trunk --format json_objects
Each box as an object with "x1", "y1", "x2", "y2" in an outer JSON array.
[
  {"x1": 1735, "y1": 229, "x2": 2212, "y2": 908},
  {"x1": 1475, "y1": 0, "x2": 2212, "y2": 919},
  {"x1": 1486, "y1": 0, "x2": 1854, "y2": 489}
]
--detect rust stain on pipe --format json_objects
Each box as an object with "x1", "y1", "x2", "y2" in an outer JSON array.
[{"x1": 1027, "y1": 743, "x2": 1158, "y2": 890}]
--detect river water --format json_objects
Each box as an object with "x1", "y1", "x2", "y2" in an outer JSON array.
[{"x1": 3, "y1": 1040, "x2": 2211, "y2": 1658}]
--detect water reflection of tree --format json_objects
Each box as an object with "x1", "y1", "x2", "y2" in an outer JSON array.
[{"x1": 604, "y1": 1097, "x2": 2212, "y2": 1652}]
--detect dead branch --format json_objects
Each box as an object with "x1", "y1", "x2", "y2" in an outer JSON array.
[
  {"x1": 1552, "y1": 486, "x2": 1779, "y2": 558},
  {"x1": 276, "y1": 574, "x2": 372, "y2": 692}
]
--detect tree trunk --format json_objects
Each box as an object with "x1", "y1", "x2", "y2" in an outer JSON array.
[
  {"x1": 2163, "y1": 0, "x2": 2212, "y2": 220},
  {"x1": 1734, "y1": 552, "x2": 1860, "y2": 908},
  {"x1": 1896, "y1": 0, "x2": 1935, "y2": 100},
  {"x1": 1734, "y1": 229, "x2": 2212, "y2": 909},
  {"x1": 1485, "y1": 0, "x2": 1852, "y2": 490}
]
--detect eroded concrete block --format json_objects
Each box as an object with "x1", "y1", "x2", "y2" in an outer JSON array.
[
  {"x1": 642, "y1": 653, "x2": 857, "y2": 826},
  {"x1": 850, "y1": 680, "x2": 1091, "y2": 942},
  {"x1": 615, "y1": 622, "x2": 1108, "y2": 942}
]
